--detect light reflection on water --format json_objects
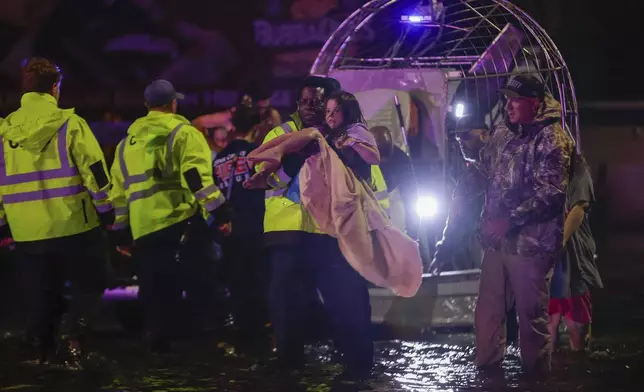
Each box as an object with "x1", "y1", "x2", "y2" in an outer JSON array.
[{"x1": 1, "y1": 333, "x2": 642, "y2": 391}]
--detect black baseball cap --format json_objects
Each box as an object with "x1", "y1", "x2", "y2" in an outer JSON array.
[
  {"x1": 499, "y1": 74, "x2": 545, "y2": 99},
  {"x1": 144, "y1": 79, "x2": 184, "y2": 107},
  {"x1": 298, "y1": 76, "x2": 342, "y2": 100}
]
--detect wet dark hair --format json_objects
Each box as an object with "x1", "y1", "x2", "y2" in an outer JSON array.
[
  {"x1": 232, "y1": 105, "x2": 261, "y2": 135},
  {"x1": 297, "y1": 76, "x2": 341, "y2": 101},
  {"x1": 325, "y1": 90, "x2": 366, "y2": 127},
  {"x1": 22, "y1": 57, "x2": 62, "y2": 94}
]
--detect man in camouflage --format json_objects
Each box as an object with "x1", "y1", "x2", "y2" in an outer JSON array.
[{"x1": 475, "y1": 75, "x2": 574, "y2": 373}]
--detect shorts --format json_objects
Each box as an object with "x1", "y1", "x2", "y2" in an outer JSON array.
[{"x1": 548, "y1": 291, "x2": 592, "y2": 324}]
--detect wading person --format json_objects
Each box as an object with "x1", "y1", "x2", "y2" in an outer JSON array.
[
  {"x1": 213, "y1": 105, "x2": 269, "y2": 353},
  {"x1": 0, "y1": 58, "x2": 113, "y2": 367},
  {"x1": 109, "y1": 79, "x2": 233, "y2": 352},
  {"x1": 548, "y1": 152, "x2": 602, "y2": 353},
  {"x1": 475, "y1": 75, "x2": 574, "y2": 373},
  {"x1": 246, "y1": 77, "x2": 374, "y2": 381}
]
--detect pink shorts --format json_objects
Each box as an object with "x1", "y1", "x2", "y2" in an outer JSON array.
[{"x1": 548, "y1": 291, "x2": 592, "y2": 324}]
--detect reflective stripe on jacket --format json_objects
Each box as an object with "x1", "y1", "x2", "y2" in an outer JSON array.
[
  {"x1": 0, "y1": 93, "x2": 112, "y2": 242},
  {"x1": 371, "y1": 165, "x2": 390, "y2": 216},
  {"x1": 261, "y1": 114, "x2": 320, "y2": 235},
  {"x1": 110, "y1": 111, "x2": 225, "y2": 240}
]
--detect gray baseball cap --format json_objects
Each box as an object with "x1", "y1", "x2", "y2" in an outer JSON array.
[{"x1": 144, "y1": 79, "x2": 185, "y2": 107}]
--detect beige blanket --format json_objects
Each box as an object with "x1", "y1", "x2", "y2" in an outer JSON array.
[{"x1": 247, "y1": 129, "x2": 422, "y2": 298}]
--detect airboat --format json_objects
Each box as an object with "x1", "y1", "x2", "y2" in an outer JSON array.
[{"x1": 310, "y1": 0, "x2": 580, "y2": 330}]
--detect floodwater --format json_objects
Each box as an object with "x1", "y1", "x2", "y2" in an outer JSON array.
[
  {"x1": 1, "y1": 250, "x2": 644, "y2": 391},
  {"x1": 1, "y1": 327, "x2": 643, "y2": 392}
]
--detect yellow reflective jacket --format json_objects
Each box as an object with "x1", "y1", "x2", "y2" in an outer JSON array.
[
  {"x1": 261, "y1": 113, "x2": 321, "y2": 239},
  {"x1": 0, "y1": 93, "x2": 112, "y2": 242},
  {"x1": 370, "y1": 165, "x2": 390, "y2": 215},
  {"x1": 262, "y1": 114, "x2": 391, "y2": 242},
  {"x1": 110, "y1": 111, "x2": 226, "y2": 240}
]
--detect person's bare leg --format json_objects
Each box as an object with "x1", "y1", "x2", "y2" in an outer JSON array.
[
  {"x1": 563, "y1": 317, "x2": 587, "y2": 352},
  {"x1": 547, "y1": 313, "x2": 562, "y2": 354}
]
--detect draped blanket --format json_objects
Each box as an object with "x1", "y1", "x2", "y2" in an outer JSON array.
[{"x1": 247, "y1": 129, "x2": 422, "y2": 298}]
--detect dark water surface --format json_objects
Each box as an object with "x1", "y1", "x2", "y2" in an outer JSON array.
[
  {"x1": 1, "y1": 249, "x2": 644, "y2": 391},
  {"x1": 1, "y1": 329, "x2": 643, "y2": 392}
]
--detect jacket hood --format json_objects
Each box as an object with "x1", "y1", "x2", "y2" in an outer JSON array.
[
  {"x1": 0, "y1": 93, "x2": 74, "y2": 153},
  {"x1": 127, "y1": 111, "x2": 191, "y2": 142},
  {"x1": 533, "y1": 93, "x2": 562, "y2": 126}
]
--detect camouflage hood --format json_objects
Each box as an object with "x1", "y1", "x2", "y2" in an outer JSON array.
[{"x1": 534, "y1": 93, "x2": 562, "y2": 127}]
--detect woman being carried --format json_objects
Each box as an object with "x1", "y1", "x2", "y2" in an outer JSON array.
[{"x1": 323, "y1": 91, "x2": 380, "y2": 180}]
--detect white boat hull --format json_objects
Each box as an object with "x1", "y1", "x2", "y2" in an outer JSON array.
[{"x1": 369, "y1": 269, "x2": 480, "y2": 329}]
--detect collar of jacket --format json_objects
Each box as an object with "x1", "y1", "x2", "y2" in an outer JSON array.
[{"x1": 290, "y1": 112, "x2": 303, "y2": 130}]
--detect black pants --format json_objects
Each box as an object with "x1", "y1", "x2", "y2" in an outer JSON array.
[
  {"x1": 268, "y1": 235, "x2": 373, "y2": 374},
  {"x1": 221, "y1": 234, "x2": 269, "y2": 341},
  {"x1": 19, "y1": 230, "x2": 109, "y2": 353},
  {"x1": 135, "y1": 220, "x2": 217, "y2": 340}
]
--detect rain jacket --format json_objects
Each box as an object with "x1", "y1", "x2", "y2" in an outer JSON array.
[
  {"x1": 480, "y1": 94, "x2": 574, "y2": 258},
  {"x1": 0, "y1": 93, "x2": 113, "y2": 243},
  {"x1": 434, "y1": 160, "x2": 487, "y2": 269},
  {"x1": 110, "y1": 111, "x2": 229, "y2": 241},
  {"x1": 260, "y1": 113, "x2": 324, "y2": 246}
]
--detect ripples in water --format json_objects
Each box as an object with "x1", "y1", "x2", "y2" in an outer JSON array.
[{"x1": 1, "y1": 333, "x2": 642, "y2": 392}]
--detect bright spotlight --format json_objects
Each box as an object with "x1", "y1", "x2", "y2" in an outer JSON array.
[
  {"x1": 416, "y1": 195, "x2": 439, "y2": 219},
  {"x1": 400, "y1": 15, "x2": 432, "y2": 23},
  {"x1": 455, "y1": 103, "x2": 465, "y2": 118}
]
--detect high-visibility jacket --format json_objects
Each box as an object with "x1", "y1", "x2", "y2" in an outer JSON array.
[
  {"x1": 0, "y1": 93, "x2": 113, "y2": 242},
  {"x1": 262, "y1": 114, "x2": 392, "y2": 237},
  {"x1": 261, "y1": 113, "x2": 321, "y2": 236},
  {"x1": 110, "y1": 111, "x2": 226, "y2": 240},
  {"x1": 370, "y1": 165, "x2": 390, "y2": 216}
]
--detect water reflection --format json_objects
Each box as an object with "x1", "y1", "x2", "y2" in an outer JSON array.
[{"x1": 0, "y1": 332, "x2": 642, "y2": 391}]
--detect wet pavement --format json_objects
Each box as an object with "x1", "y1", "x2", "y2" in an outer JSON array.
[{"x1": 1, "y1": 250, "x2": 644, "y2": 391}]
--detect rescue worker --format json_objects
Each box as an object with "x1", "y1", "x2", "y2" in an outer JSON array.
[
  {"x1": 430, "y1": 118, "x2": 489, "y2": 272},
  {"x1": 252, "y1": 76, "x2": 374, "y2": 380},
  {"x1": 109, "y1": 79, "x2": 233, "y2": 352},
  {"x1": 0, "y1": 57, "x2": 113, "y2": 366},
  {"x1": 429, "y1": 118, "x2": 522, "y2": 344},
  {"x1": 212, "y1": 105, "x2": 269, "y2": 352},
  {"x1": 476, "y1": 75, "x2": 574, "y2": 373}
]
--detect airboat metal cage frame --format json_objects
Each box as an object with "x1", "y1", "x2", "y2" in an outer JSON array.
[{"x1": 310, "y1": 0, "x2": 580, "y2": 149}]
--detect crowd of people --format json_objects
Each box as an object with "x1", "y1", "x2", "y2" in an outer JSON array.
[{"x1": 0, "y1": 57, "x2": 601, "y2": 382}]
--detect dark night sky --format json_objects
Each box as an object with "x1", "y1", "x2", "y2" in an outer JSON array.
[
  {"x1": 516, "y1": 0, "x2": 641, "y2": 101},
  {"x1": 0, "y1": 0, "x2": 636, "y2": 103}
]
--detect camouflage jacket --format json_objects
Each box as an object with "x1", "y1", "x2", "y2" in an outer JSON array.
[
  {"x1": 435, "y1": 162, "x2": 487, "y2": 266},
  {"x1": 480, "y1": 94, "x2": 574, "y2": 258}
]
